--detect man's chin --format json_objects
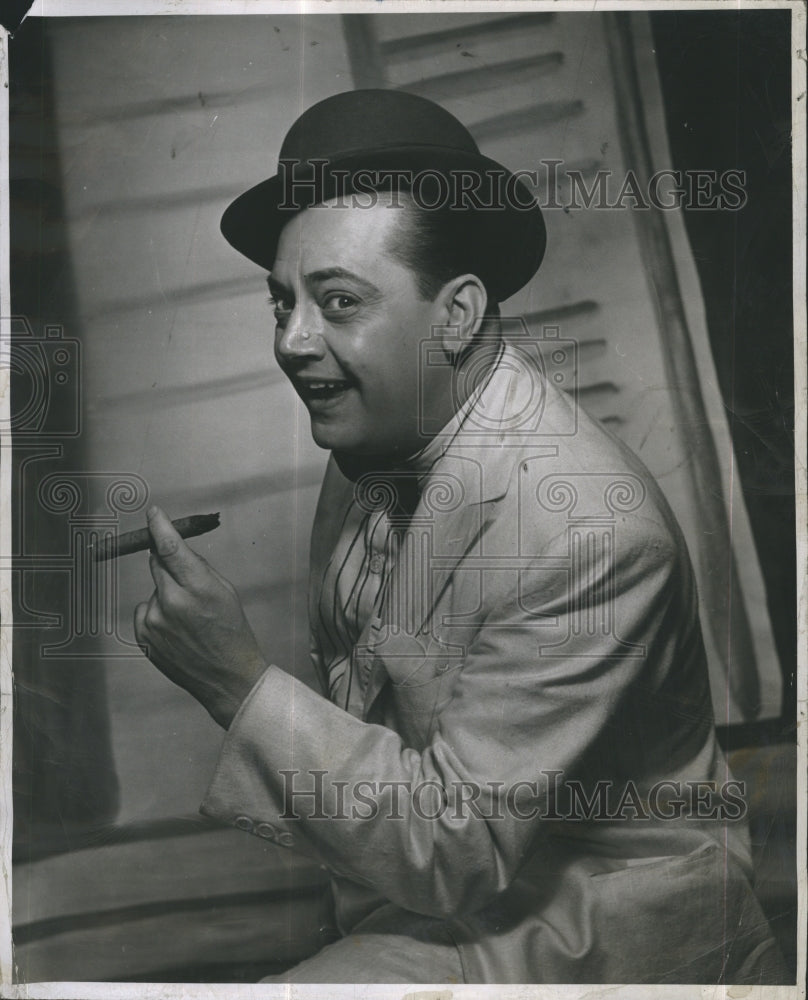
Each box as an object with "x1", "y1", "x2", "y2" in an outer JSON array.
[
  {"x1": 331, "y1": 448, "x2": 406, "y2": 482},
  {"x1": 308, "y1": 421, "x2": 355, "y2": 454},
  {"x1": 307, "y1": 421, "x2": 410, "y2": 478},
  {"x1": 309, "y1": 418, "x2": 377, "y2": 457}
]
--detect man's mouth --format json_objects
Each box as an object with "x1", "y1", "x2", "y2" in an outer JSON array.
[{"x1": 293, "y1": 377, "x2": 353, "y2": 405}]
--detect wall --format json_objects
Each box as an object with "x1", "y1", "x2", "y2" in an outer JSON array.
[{"x1": 46, "y1": 14, "x2": 354, "y2": 823}]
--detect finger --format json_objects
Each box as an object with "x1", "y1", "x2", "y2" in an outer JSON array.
[
  {"x1": 144, "y1": 587, "x2": 165, "y2": 630},
  {"x1": 149, "y1": 552, "x2": 190, "y2": 602},
  {"x1": 146, "y1": 505, "x2": 205, "y2": 589},
  {"x1": 150, "y1": 548, "x2": 232, "y2": 608},
  {"x1": 134, "y1": 601, "x2": 150, "y2": 650}
]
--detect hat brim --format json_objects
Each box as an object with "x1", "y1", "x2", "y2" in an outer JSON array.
[{"x1": 220, "y1": 147, "x2": 546, "y2": 303}]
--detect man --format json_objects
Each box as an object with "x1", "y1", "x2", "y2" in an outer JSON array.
[{"x1": 134, "y1": 90, "x2": 783, "y2": 983}]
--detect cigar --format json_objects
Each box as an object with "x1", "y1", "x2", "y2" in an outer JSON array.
[{"x1": 91, "y1": 512, "x2": 221, "y2": 561}]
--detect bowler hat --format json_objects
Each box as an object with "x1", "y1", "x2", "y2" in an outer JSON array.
[{"x1": 221, "y1": 89, "x2": 546, "y2": 302}]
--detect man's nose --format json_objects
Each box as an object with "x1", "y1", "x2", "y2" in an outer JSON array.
[{"x1": 274, "y1": 305, "x2": 325, "y2": 362}]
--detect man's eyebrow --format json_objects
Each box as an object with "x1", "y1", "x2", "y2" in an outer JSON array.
[
  {"x1": 305, "y1": 268, "x2": 381, "y2": 296},
  {"x1": 267, "y1": 268, "x2": 382, "y2": 298}
]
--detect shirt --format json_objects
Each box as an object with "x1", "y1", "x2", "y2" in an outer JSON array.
[{"x1": 312, "y1": 346, "x2": 503, "y2": 716}]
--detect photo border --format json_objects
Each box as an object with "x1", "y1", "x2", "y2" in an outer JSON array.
[{"x1": 1, "y1": 2, "x2": 804, "y2": 997}]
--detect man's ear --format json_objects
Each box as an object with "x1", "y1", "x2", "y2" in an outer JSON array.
[{"x1": 435, "y1": 274, "x2": 488, "y2": 362}]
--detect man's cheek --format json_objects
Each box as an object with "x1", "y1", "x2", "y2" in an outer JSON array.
[{"x1": 375, "y1": 388, "x2": 412, "y2": 432}]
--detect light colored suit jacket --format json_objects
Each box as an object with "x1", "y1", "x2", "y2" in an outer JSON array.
[{"x1": 201, "y1": 346, "x2": 782, "y2": 983}]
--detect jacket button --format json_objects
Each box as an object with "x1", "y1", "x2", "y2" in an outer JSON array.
[
  {"x1": 256, "y1": 823, "x2": 276, "y2": 841},
  {"x1": 234, "y1": 815, "x2": 254, "y2": 832},
  {"x1": 369, "y1": 554, "x2": 384, "y2": 574}
]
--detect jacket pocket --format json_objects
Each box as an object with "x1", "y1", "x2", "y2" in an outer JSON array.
[
  {"x1": 588, "y1": 841, "x2": 719, "y2": 882},
  {"x1": 586, "y1": 841, "x2": 783, "y2": 982}
]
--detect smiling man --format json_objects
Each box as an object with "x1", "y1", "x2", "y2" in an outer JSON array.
[
  {"x1": 134, "y1": 90, "x2": 783, "y2": 984},
  {"x1": 268, "y1": 194, "x2": 495, "y2": 479}
]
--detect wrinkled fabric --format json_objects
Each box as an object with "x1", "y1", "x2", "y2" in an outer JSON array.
[{"x1": 202, "y1": 347, "x2": 785, "y2": 983}]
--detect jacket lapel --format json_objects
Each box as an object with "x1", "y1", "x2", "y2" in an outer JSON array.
[
  {"x1": 359, "y1": 471, "x2": 505, "y2": 721},
  {"x1": 357, "y1": 343, "x2": 552, "y2": 720}
]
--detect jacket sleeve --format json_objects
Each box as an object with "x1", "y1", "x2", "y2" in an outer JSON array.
[{"x1": 200, "y1": 519, "x2": 694, "y2": 918}]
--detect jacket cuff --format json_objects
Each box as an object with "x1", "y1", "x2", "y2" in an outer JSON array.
[{"x1": 199, "y1": 665, "x2": 319, "y2": 855}]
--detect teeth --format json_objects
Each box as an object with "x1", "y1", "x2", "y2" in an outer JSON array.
[{"x1": 308, "y1": 381, "x2": 344, "y2": 390}]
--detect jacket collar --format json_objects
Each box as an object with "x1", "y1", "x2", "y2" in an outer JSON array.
[
  {"x1": 359, "y1": 343, "x2": 557, "y2": 717},
  {"x1": 427, "y1": 340, "x2": 552, "y2": 505}
]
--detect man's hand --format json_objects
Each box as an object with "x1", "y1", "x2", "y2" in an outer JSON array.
[{"x1": 134, "y1": 505, "x2": 267, "y2": 729}]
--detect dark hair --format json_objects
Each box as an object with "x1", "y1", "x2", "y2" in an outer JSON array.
[{"x1": 384, "y1": 191, "x2": 500, "y2": 311}]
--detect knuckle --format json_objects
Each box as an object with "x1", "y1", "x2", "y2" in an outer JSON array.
[
  {"x1": 162, "y1": 590, "x2": 188, "y2": 618},
  {"x1": 156, "y1": 536, "x2": 179, "y2": 559},
  {"x1": 144, "y1": 605, "x2": 162, "y2": 630},
  {"x1": 134, "y1": 600, "x2": 148, "y2": 624}
]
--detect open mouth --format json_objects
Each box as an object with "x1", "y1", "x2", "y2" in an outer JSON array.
[{"x1": 294, "y1": 378, "x2": 353, "y2": 405}]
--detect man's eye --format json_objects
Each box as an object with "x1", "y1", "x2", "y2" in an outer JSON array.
[
  {"x1": 268, "y1": 296, "x2": 293, "y2": 318},
  {"x1": 322, "y1": 293, "x2": 358, "y2": 313}
]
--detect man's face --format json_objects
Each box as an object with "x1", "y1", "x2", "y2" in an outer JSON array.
[{"x1": 269, "y1": 200, "x2": 446, "y2": 464}]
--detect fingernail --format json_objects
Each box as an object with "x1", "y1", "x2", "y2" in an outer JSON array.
[{"x1": 147, "y1": 505, "x2": 158, "y2": 519}]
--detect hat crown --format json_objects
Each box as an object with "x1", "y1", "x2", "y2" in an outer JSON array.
[
  {"x1": 222, "y1": 89, "x2": 546, "y2": 301},
  {"x1": 279, "y1": 88, "x2": 481, "y2": 164}
]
